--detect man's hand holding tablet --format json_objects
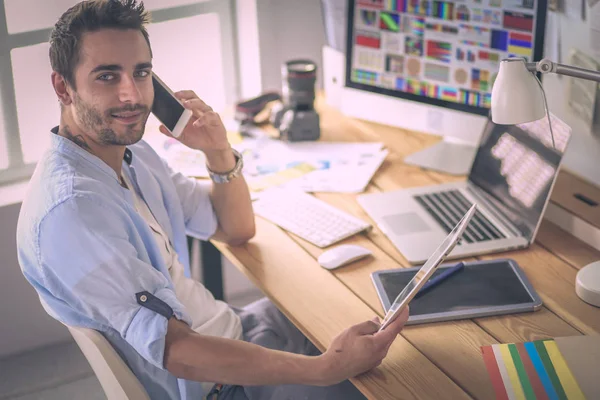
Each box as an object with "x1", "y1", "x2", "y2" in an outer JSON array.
[
  {"x1": 378, "y1": 204, "x2": 478, "y2": 332},
  {"x1": 304, "y1": 206, "x2": 476, "y2": 385},
  {"x1": 320, "y1": 307, "x2": 410, "y2": 384}
]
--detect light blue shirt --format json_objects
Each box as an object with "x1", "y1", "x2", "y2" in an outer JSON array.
[{"x1": 17, "y1": 129, "x2": 219, "y2": 399}]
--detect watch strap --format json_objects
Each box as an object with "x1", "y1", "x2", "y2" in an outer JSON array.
[{"x1": 206, "y1": 148, "x2": 243, "y2": 184}]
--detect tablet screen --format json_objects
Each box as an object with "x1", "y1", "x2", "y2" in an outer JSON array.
[{"x1": 377, "y1": 260, "x2": 535, "y2": 316}]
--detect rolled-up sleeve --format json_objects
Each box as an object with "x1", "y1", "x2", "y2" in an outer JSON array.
[{"x1": 38, "y1": 194, "x2": 192, "y2": 370}]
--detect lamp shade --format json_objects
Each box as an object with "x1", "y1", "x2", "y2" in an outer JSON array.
[{"x1": 491, "y1": 58, "x2": 545, "y2": 125}]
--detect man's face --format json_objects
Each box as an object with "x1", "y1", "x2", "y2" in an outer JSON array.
[{"x1": 69, "y1": 29, "x2": 153, "y2": 146}]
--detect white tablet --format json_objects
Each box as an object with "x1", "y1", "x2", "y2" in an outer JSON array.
[{"x1": 378, "y1": 203, "x2": 477, "y2": 331}]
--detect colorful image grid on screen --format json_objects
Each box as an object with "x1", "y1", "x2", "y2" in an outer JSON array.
[{"x1": 351, "y1": 0, "x2": 537, "y2": 109}]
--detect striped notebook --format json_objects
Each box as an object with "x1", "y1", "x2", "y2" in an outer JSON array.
[{"x1": 481, "y1": 336, "x2": 600, "y2": 400}]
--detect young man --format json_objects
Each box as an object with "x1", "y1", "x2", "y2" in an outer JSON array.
[{"x1": 16, "y1": 1, "x2": 409, "y2": 399}]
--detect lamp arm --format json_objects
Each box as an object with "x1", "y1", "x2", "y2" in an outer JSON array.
[{"x1": 526, "y1": 58, "x2": 600, "y2": 82}]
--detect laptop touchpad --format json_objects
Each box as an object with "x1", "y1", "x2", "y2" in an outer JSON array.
[{"x1": 382, "y1": 212, "x2": 431, "y2": 235}]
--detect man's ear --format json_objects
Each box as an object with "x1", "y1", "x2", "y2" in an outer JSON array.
[{"x1": 51, "y1": 72, "x2": 73, "y2": 106}]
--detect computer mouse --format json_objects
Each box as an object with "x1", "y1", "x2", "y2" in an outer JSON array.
[{"x1": 318, "y1": 244, "x2": 373, "y2": 270}]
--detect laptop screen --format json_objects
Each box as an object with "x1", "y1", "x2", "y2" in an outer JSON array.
[{"x1": 468, "y1": 114, "x2": 572, "y2": 240}]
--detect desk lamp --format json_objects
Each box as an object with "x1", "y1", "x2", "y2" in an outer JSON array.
[{"x1": 491, "y1": 57, "x2": 600, "y2": 308}]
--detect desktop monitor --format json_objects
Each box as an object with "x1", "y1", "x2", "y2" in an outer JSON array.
[{"x1": 342, "y1": 0, "x2": 547, "y2": 174}]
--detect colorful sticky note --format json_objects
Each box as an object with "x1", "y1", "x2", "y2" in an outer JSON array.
[
  {"x1": 543, "y1": 341, "x2": 586, "y2": 400},
  {"x1": 482, "y1": 339, "x2": 592, "y2": 400}
]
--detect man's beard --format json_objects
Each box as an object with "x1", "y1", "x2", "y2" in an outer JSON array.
[{"x1": 72, "y1": 93, "x2": 150, "y2": 146}]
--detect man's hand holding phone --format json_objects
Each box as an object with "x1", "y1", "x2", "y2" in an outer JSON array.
[
  {"x1": 151, "y1": 72, "x2": 235, "y2": 172},
  {"x1": 158, "y1": 90, "x2": 235, "y2": 173}
]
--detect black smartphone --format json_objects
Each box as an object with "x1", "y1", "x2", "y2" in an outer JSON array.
[{"x1": 151, "y1": 73, "x2": 192, "y2": 137}]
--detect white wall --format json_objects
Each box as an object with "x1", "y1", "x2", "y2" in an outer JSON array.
[
  {"x1": 542, "y1": 11, "x2": 600, "y2": 187},
  {"x1": 236, "y1": 0, "x2": 262, "y2": 99},
  {"x1": 254, "y1": 0, "x2": 326, "y2": 92}
]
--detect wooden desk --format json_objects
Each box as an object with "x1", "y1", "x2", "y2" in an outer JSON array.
[{"x1": 213, "y1": 100, "x2": 600, "y2": 399}]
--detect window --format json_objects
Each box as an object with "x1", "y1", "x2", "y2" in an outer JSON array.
[
  {"x1": 147, "y1": 13, "x2": 227, "y2": 115},
  {"x1": 11, "y1": 43, "x2": 59, "y2": 164},
  {"x1": 4, "y1": 0, "x2": 80, "y2": 34},
  {"x1": 0, "y1": 0, "x2": 239, "y2": 184}
]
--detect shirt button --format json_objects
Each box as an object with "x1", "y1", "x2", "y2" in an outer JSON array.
[{"x1": 140, "y1": 295, "x2": 147, "y2": 302}]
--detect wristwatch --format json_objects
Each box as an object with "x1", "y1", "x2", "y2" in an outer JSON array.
[{"x1": 206, "y1": 148, "x2": 244, "y2": 184}]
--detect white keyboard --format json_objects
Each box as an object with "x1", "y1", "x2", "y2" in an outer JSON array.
[{"x1": 253, "y1": 189, "x2": 372, "y2": 248}]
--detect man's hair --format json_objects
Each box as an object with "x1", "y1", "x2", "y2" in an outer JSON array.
[{"x1": 49, "y1": 0, "x2": 152, "y2": 89}]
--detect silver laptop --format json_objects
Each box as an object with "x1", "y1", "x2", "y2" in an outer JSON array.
[{"x1": 358, "y1": 114, "x2": 572, "y2": 264}]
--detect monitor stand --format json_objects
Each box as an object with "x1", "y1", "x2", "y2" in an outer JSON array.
[{"x1": 403, "y1": 138, "x2": 477, "y2": 176}]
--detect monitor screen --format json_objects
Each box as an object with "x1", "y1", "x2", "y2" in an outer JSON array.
[
  {"x1": 469, "y1": 114, "x2": 572, "y2": 239},
  {"x1": 345, "y1": 0, "x2": 547, "y2": 116}
]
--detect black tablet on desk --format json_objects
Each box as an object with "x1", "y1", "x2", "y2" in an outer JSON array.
[{"x1": 371, "y1": 259, "x2": 543, "y2": 325}]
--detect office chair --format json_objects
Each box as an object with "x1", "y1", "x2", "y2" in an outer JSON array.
[{"x1": 67, "y1": 325, "x2": 150, "y2": 400}]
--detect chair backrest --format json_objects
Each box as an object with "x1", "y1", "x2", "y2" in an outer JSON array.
[{"x1": 67, "y1": 325, "x2": 150, "y2": 400}]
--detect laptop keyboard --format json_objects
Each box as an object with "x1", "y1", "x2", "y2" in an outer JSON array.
[{"x1": 414, "y1": 190, "x2": 506, "y2": 244}]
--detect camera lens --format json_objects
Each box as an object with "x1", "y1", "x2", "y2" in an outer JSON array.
[{"x1": 282, "y1": 59, "x2": 317, "y2": 110}]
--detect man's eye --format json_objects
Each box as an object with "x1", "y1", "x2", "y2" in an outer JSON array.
[
  {"x1": 98, "y1": 74, "x2": 115, "y2": 81},
  {"x1": 135, "y1": 70, "x2": 150, "y2": 78}
]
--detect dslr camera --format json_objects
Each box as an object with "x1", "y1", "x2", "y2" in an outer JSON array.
[{"x1": 270, "y1": 59, "x2": 321, "y2": 141}]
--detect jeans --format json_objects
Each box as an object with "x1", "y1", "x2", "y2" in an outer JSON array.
[{"x1": 213, "y1": 298, "x2": 367, "y2": 400}]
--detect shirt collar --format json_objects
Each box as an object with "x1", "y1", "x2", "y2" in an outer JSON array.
[{"x1": 50, "y1": 126, "x2": 134, "y2": 181}]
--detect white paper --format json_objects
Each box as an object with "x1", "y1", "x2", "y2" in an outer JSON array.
[
  {"x1": 242, "y1": 140, "x2": 385, "y2": 176},
  {"x1": 161, "y1": 141, "x2": 210, "y2": 177},
  {"x1": 242, "y1": 139, "x2": 387, "y2": 193},
  {"x1": 284, "y1": 150, "x2": 389, "y2": 193},
  {"x1": 153, "y1": 125, "x2": 388, "y2": 193}
]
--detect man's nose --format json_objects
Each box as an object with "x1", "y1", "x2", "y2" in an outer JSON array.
[{"x1": 118, "y1": 76, "x2": 142, "y2": 103}]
